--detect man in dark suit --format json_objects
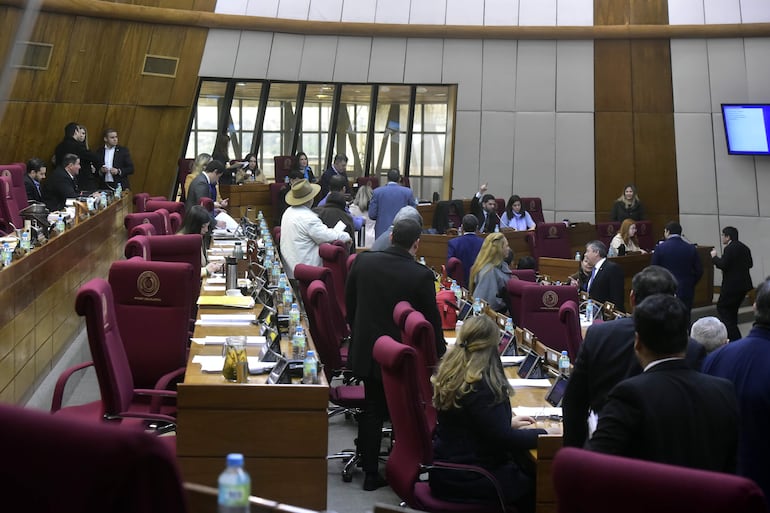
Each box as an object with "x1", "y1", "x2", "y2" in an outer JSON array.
[
  {"x1": 346, "y1": 218, "x2": 447, "y2": 491},
  {"x1": 563, "y1": 265, "x2": 707, "y2": 448},
  {"x1": 54, "y1": 122, "x2": 99, "y2": 193},
  {"x1": 185, "y1": 159, "x2": 228, "y2": 212},
  {"x1": 319, "y1": 153, "x2": 351, "y2": 199},
  {"x1": 711, "y1": 226, "x2": 753, "y2": 341},
  {"x1": 584, "y1": 240, "x2": 625, "y2": 312},
  {"x1": 703, "y1": 276, "x2": 770, "y2": 501},
  {"x1": 586, "y1": 294, "x2": 738, "y2": 473},
  {"x1": 470, "y1": 182, "x2": 499, "y2": 233},
  {"x1": 41, "y1": 153, "x2": 80, "y2": 211},
  {"x1": 24, "y1": 158, "x2": 46, "y2": 204},
  {"x1": 447, "y1": 214, "x2": 484, "y2": 286},
  {"x1": 95, "y1": 129, "x2": 134, "y2": 190},
  {"x1": 651, "y1": 221, "x2": 703, "y2": 312},
  {"x1": 368, "y1": 169, "x2": 416, "y2": 239}
]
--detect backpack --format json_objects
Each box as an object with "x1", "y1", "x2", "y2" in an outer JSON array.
[{"x1": 436, "y1": 289, "x2": 458, "y2": 330}]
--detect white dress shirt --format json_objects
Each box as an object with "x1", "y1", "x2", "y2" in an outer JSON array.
[
  {"x1": 103, "y1": 145, "x2": 116, "y2": 182},
  {"x1": 279, "y1": 205, "x2": 351, "y2": 278}
]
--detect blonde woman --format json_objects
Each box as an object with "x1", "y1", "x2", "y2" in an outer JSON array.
[
  {"x1": 609, "y1": 218, "x2": 646, "y2": 256},
  {"x1": 469, "y1": 233, "x2": 512, "y2": 313},
  {"x1": 610, "y1": 184, "x2": 645, "y2": 222},
  {"x1": 184, "y1": 153, "x2": 212, "y2": 198},
  {"x1": 430, "y1": 315, "x2": 554, "y2": 511},
  {"x1": 349, "y1": 185, "x2": 375, "y2": 248}
]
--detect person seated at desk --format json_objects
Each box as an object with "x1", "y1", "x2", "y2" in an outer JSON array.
[
  {"x1": 430, "y1": 315, "x2": 556, "y2": 513},
  {"x1": 500, "y1": 194, "x2": 536, "y2": 231},
  {"x1": 41, "y1": 153, "x2": 80, "y2": 212},
  {"x1": 609, "y1": 219, "x2": 646, "y2": 256},
  {"x1": 370, "y1": 205, "x2": 423, "y2": 252},
  {"x1": 24, "y1": 157, "x2": 46, "y2": 204},
  {"x1": 177, "y1": 204, "x2": 220, "y2": 277},
  {"x1": 447, "y1": 214, "x2": 484, "y2": 284},
  {"x1": 470, "y1": 183, "x2": 500, "y2": 234},
  {"x1": 610, "y1": 184, "x2": 645, "y2": 222},
  {"x1": 294, "y1": 151, "x2": 316, "y2": 184},
  {"x1": 469, "y1": 233, "x2": 512, "y2": 314},
  {"x1": 586, "y1": 294, "x2": 738, "y2": 473},
  {"x1": 568, "y1": 256, "x2": 594, "y2": 292},
  {"x1": 584, "y1": 240, "x2": 625, "y2": 312}
]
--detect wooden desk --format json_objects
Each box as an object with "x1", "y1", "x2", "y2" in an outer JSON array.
[
  {"x1": 177, "y1": 298, "x2": 329, "y2": 512},
  {"x1": 220, "y1": 183, "x2": 273, "y2": 222},
  {"x1": 0, "y1": 194, "x2": 130, "y2": 403}
]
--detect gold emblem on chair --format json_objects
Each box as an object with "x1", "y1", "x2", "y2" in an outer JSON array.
[
  {"x1": 542, "y1": 290, "x2": 559, "y2": 309},
  {"x1": 528, "y1": 200, "x2": 536, "y2": 210},
  {"x1": 606, "y1": 225, "x2": 616, "y2": 236},
  {"x1": 137, "y1": 271, "x2": 160, "y2": 297},
  {"x1": 547, "y1": 225, "x2": 559, "y2": 238}
]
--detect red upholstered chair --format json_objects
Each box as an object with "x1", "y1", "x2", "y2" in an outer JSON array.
[
  {"x1": 133, "y1": 192, "x2": 150, "y2": 212},
  {"x1": 153, "y1": 208, "x2": 173, "y2": 235},
  {"x1": 129, "y1": 222, "x2": 158, "y2": 238},
  {"x1": 294, "y1": 264, "x2": 350, "y2": 359},
  {"x1": 558, "y1": 300, "x2": 583, "y2": 360},
  {"x1": 374, "y1": 336, "x2": 511, "y2": 512},
  {"x1": 519, "y1": 284, "x2": 578, "y2": 354},
  {"x1": 109, "y1": 258, "x2": 194, "y2": 390},
  {"x1": 51, "y1": 278, "x2": 177, "y2": 426},
  {"x1": 124, "y1": 234, "x2": 152, "y2": 259},
  {"x1": 274, "y1": 155, "x2": 294, "y2": 184},
  {"x1": 169, "y1": 212, "x2": 183, "y2": 233},
  {"x1": 0, "y1": 175, "x2": 23, "y2": 233},
  {"x1": 596, "y1": 221, "x2": 620, "y2": 249},
  {"x1": 346, "y1": 253, "x2": 357, "y2": 274},
  {"x1": 552, "y1": 447, "x2": 767, "y2": 513},
  {"x1": 510, "y1": 269, "x2": 537, "y2": 282},
  {"x1": 635, "y1": 220, "x2": 655, "y2": 251},
  {"x1": 494, "y1": 198, "x2": 505, "y2": 216},
  {"x1": 199, "y1": 196, "x2": 214, "y2": 212},
  {"x1": 0, "y1": 402, "x2": 185, "y2": 513},
  {"x1": 528, "y1": 222, "x2": 572, "y2": 262},
  {"x1": 269, "y1": 182, "x2": 285, "y2": 226},
  {"x1": 319, "y1": 242, "x2": 348, "y2": 317},
  {"x1": 176, "y1": 158, "x2": 194, "y2": 202},
  {"x1": 393, "y1": 300, "x2": 416, "y2": 335},
  {"x1": 146, "y1": 199, "x2": 186, "y2": 217},
  {"x1": 356, "y1": 176, "x2": 380, "y2": 190},
  {"x1": 125, "y1": 211, "x2": 164, "y2": 236},
  {"x1": 272, "y1": 225, "x2": 281, "y2": 245},
  {"x1": 402, "y1": 309, "x2": 439, "y2": 430},
  {"x1": 446, "y1": 256, "x2": 466, "y2": 289},
  {"x1": 519, "y1": 197, "x2": 544, "y2": 225},
  {"x1": 0, "y1": 162, "x2": 28, "y2": 206},
  {"x1": 506, "y1": 278, "x2": 537, "y2": 326}
]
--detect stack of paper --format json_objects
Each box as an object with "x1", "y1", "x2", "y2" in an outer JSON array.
[
  {"x1": 191, "y1": 355, "x2": 276, "y2": 374},
  {"x1": 507, "y1": 378, "x2": 552, "y2": 388},
  {"x1": 197, "y1": 295, "x2": 255, "y2": 308},
  {"x1": 195, "y1": 313, "x2": 256, "y2": 326},
  {"x1": 191, "y1": 336, "x2": 266, "y2": 346},
  {"x1": 514, "y1": 406, "x2": 563, "y2": 419}
]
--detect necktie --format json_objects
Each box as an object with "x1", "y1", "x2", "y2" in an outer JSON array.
[
  {"x1": 587, "y1": 267, "x2": 597, "y2": 292},
  {"x1": 209, "y1": 183, "x2": 217, "y2": 200}
]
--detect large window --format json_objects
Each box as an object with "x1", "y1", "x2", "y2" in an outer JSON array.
[{"x1": 185, "y1": 79, "x2": 456, "y2": 200}]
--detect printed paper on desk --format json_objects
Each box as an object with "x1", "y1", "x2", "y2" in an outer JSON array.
[
  {"x1": 333, "y1": 220, "x2": 347, "y2": 233},
  {"x1": 199, "y1": 314, "x2": 256, "y2": 322},
  {"x1": 514, "y1": 406, "x2": 562, "y2": 418},
  {"x1": 215, "y1": 211, "x2": 239, "y2": 231},
  {"x1": 507, "y1": 378, "x2": 552, "y2": 388},
  {"x1": 501, "y1": 355, "x2": 526, "y2": 365},
  {"x1": 206, "y1": 276, "x2": 226, "y2": 284},
  {"x1": 190, "y1": 336, "x2": 266, "y2": 346},
  {"x1": 203, "y1": 285, "x2": 226, "y2": 292}
]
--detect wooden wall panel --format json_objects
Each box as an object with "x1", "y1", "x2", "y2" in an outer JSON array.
[
  {"x1": 0, "y1": 7, "x2": 21, "y2": 65},
  {"x1": 630, "y1": 0, "x2": 669, "y2": 24},
  {"x1": 631, "y1": 40, "x2": 673, "y2": 113},
  {"x1": 594, "y1": 41, "x2": 632, "y2": 112},
  {"x1": 594, "y1": 0, "x2": 629, "y2": 25},
  {"x1": 634, "y1": 112, "x2": 678, "y2": 233},
  {"x1": 595, "y1": 112, "x2": 635, "y2": 220},
  {"x1": 111, "y1": 22, "x2": 156, "y2": 105}
]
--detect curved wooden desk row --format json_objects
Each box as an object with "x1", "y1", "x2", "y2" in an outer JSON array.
[
  {"x1": 178, "y1": 271, "x2": 329, "y2": 512},
  {"x1": 0, "y1": 195, "x2": 130, "y2": 403}
]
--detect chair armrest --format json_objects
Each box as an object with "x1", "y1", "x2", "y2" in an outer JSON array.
[
  {"x1": 134, "y1": 388, "x2": 178, "y2": 398},
  {"x1": 111, "y1": 411, "x2": 177, "y2": 426},
  {"x1": 51, "y1": 361, "x2": 94, "y2": 412},
  {"x1": 149, "y1": 366, "x2": 186, "y2": 412},
  {"x1": 423, "y1": 461, "x2": 508, "y2": 513}
]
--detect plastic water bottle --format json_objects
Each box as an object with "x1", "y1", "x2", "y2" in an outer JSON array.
[
  {"x1": 20, "y1": 230, "x2": 31, "y2": 252},
  {"x1": 419, "y1": 256, "x2": 426, "y2": 266},
  {"x1": 114, "y1": 182, "x2": 122, "y2": 199},
  {"x1": 505, "y1": 317, "x2": 514, "y2": 333},
  {"x1": 218, "y1": 453, "x2": 250, "y2": 513},
  {"x1": 55, "y1": 215, "x2": 65, "y2": 233},
  {"x1": 289, "y1": 302, "x2": 300, "y2": 334},
  {"x1": 270, "y1": 261, "x2": 280, "y2": 288},
  {"x1": 283, "y1": 288, "x2": 293, "y2": 313},
  {"x1": 472, "y1": 297, "x2": 483, "y2": 316},
  {"x1": 2, "y1": 243, "x2": 12, "y2": 267},
  {"x1": 574, "y1": 251, "x2": 581, "y2": 261},
  {"x1": 585, "y1": 299, "x2": 594, "y2": 321},
  {"x1": 257, "y1": 210, "x2": 264, "y2": 222},
  {"x1": 451, "y1": 280, "x2": 461, "y2": 304},
  {"x1": 233, "y1": 241, "x2": 244, "y2": 259},
  {"x1": 455, "y1": 319, "x2": 463, "y2": 336},
  {"x1": 494, "y1": 224, "x2": 500, "y2": 233},
  {"x1": 100, "y1": 191, "x2": 107, "y2": 208},
  {"x1": 292, "y1": 326, "x2": 306, "y2": 360},
  {"x1": 303, "y1": 350, "x2": 318, "y2": 384},
  {"x1": 558, "y1": 351, "x2": 571, "y2": 377}
]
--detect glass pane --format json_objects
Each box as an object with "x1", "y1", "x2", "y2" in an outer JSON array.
[
  {"x1": 337, "y1": 85, "x2": 372, "y2": 178},
  {"x1": 300, "y1": 84, "x2": 335, "y2": 174},
  {"x1": 231, "y1": 82, "x2": 263, "y2": 159},
  {"x1": 260, "y1": 83, "x2": 299, "y2": 179},
  {"x1": 373, "y1": 85, "x2": 410, "y2": 175}
]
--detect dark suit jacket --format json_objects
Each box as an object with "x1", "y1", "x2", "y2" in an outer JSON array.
[
  {"x1": 586, "y1": 359, "x2": 738, "y2": 473},
  {"x1": 54, "y1": 138, "x2": 100, "y2": 193},
  {"x1": 41, "y1": 165, "x2": 79, "y2": 211},
  {"x1": 368, "y1": 182, "x2": 416, "y2": 239},
  {"x1": 651, "y1": 235, "x2": 703, "y2": 309},
  {"x1": 346, "y1": 246, "x2": 446, "y2": 380},
  {"x1": 712, "y1": 239, "x2": 753, "y2": 301},
  {"x1": 587, "y1": 259, "x2": 625, "y2": 312},
  {"x1": 470, "y1": 195, "x2": 499, "y2": 234},
  {"x1": 185, "y1": 173, "x2": 215, "y2": 212},
  {"x1": 563, "y1": 316, "x2": 707, "y2": 447},
  {"x1": 703, "y1": 325, "x2": 770, "y2": 499},
  {"x1": 319, "y1": 166, "x2": 351, "y2": 199},
  {"x1": 314, "y1": 196, "x2": 355, "y2": 252},
  {"x1": 24, "y1": 174, "x2": 43, "y2": 203},
  {"x1": 94, "y1": 145, "x2": 134, "y2": 189},
  {"x1": 447, "y1": 233, "x2": 484, "y2": 285}
]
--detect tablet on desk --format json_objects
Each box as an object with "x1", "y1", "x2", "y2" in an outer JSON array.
[
  {"x1": 259, "y1": 328, "x2": 282, "y2": 362},
  {"x1": 545, "y1": 375, "x2": 569, "y2": 407},
  {"x1": 267, "y1": 357, "x2": 291, "y2": 384},
  {"x1": 457, "y1": 299, "x2": 473, "y2": 322},
  {"x1": 498, "y1": 330, "x2": 516, "y2": 356},
  {"x1": 517, "y1": 350, "x2": 545, "y2": 379}
]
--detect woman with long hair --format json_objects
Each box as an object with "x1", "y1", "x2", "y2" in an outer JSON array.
[
  {"x1": 430, "y1": 315, "x2": 553, "y2": 512},
  {"x1": 184, "y1": 153, "x2": 212, "y2": 198},
  {"x1": 469, "y1": 233, "x2": 512, "y2": 313},
  {"x1": 240, "y1": 152, "x2": 265, "y2": 184},
  {"x1": 294, "y1": 151, "x2": 316, "y2": 183},
  {"x1": 610, "y1": 184, "x2": 645, "y2": 222},
  {"x1": 500, "y1": 194, "x2": 536, "y2": 231},
  {"x1": 348, "y1": 184, "x2": 375, "y2": 248},
  {"x1": 609, "y1": 218, "x2": 646, "y2": 256},
  {"x1": 177, "y1": 204, "x2": 220, "y2": 276}
]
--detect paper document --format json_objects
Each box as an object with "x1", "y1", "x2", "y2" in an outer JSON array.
[
  {"x1": 206, "y1": 276, "x2": 226, "y2": 284},
  {"x1": 200, "y1": 314, "x2": 256, "y2": 322},
  {"x1": 445, "y1": 337, "x2": 456, "y2": 345},
  {"x1": 197, "y1": 295, "x2": 255, "y2": 308},
  {"x1": 507, "y1": 378, "x2": 553, "y2": 388},
  {"x1": 192, "y1": 355, "x2": 277, "y2": 374},
  {"x1": 514, "y1": 406, "x2": 563, "y2": 419},
  {"x1": 203, "y1": 285, "x2": 226, "y2": 292},
  {"x1": 215, "y1": 211, "x2": 239, "y2": 231},
  {"x1": 501, "y1": 355, "x2": 526, "y2": 366},
  {"x1": 191, "y1": 336, "x2": 266, "y2": 346},
  {"x1": 333, "y1": 220, "x2": 347, "y2": 233}
]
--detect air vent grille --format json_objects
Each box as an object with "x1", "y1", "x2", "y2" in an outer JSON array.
[
  {"x1": 142, "y1": 54, "x2": 178, "y2": 78},
  {"x1": 13, "y1": 42, "x2": 53, "y2": 70}
]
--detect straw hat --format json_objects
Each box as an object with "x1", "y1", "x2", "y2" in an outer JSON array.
[{"x1": 286, "y1": 179, "x2": 321, "y2": 206}]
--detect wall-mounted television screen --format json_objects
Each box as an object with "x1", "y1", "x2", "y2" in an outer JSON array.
[{"x1": 721, "y1": 104, "x2": 770, "y2": 155}]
